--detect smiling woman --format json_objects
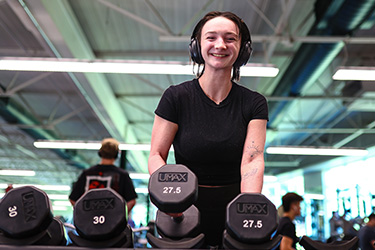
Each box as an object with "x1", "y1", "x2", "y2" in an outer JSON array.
[{"x1": 148, "y1": 11, "x2": 268, "y2": 248}]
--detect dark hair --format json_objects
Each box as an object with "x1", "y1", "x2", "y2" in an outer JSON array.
[
  {"x1": 190, "y1": 11, "x2": 252, "y2": 81},
  {"x1": 282, "y1": 192, "x2": 303, "y2": 212},
  {"x1": 98, "y1": 138, "x2": 119, "y2": 159}
]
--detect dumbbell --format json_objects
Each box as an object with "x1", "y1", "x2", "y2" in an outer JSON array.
[
  {"x1": 146, "y1": 164, "x2": 205, "y2": 249},
  {"x1": 222, "y1": 193, "x2": 282, "y2": 250},
  {"x1": 68, "y1": 188, "x2": 133, "y2": 248},
  {"x1": 299, "y1": 235, "x2": 359, "y2": 250},
  {"x1": 0, "y1": 185, "x2": 66, "y2": 246}
]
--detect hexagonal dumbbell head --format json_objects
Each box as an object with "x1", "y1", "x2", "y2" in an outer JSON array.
[
  {"x1": 148, "y1": 164, "x2": 198, "y2": 213},
  {"x1": 73, "y1": 188, "x2": 127, "y2": 241},
  {"x1": 225, "y1": 193, "x2": 278, "y2": 243},
  {"x1": 0, "y1": 186, "x2": 53, "y2": 239}
]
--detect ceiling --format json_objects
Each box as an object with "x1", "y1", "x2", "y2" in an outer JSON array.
[{"x1": 0, "y1": 0, "x2": 375, "y2": 203}]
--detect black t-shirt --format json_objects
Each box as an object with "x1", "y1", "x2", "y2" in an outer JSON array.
[
  {"x1": 69, "y1": 164, "x2": 138, "y2": 203},
  {"x1": 155, "y1": 79, "x2": 268, "y2": 185},
  {"x1": 358, "y1": 225, "x2": 375, "y2": 250},
  {"x1": 276, "y1": 217, "x2": 299, "y2": 249}
]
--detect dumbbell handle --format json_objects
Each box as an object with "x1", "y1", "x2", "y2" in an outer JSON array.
[
  {"x1": 167, "y1": 212, "x2": 183, "y2": 217},
  {"x1": 166, "y1": 212, "x2": 184, "y2": 223}
]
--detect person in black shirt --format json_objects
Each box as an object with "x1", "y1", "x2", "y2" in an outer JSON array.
[
  {"x1": 148, "y1": 11, "x2": 268, "y2": 248},
  {"x1": 358, "y1": 213, "x2": 375, "y2": 250},
  {"x1": 277, "y1": 192, "x2": 303, "y2": 250},
  {"x1": 69, "y1": 138, "x2": 137, "y2": 213}
]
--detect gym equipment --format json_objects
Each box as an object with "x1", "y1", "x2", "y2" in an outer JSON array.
[
  {"x1": 68, "y1": 188, "x2": 133, "y2": 248},
  {"x1": 223, "y1": 193, "x2": 282, "y2": 249},
  {"x1": 147, "y1": 164, "x2": 205, "y2": 249},
  {"x1": 0, "y1": 185, "x2": 66, "y2": 246},
  {"x1": 299, "y1": 235, "x2": 359, "y2": 250}
]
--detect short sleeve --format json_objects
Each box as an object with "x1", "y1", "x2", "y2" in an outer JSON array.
[
  {"x1": 155, "y1": 86, "x2": 178, "y2": 124},
  {"x1": 252, "y1": 93, "x2": 269, "y2": 121}
]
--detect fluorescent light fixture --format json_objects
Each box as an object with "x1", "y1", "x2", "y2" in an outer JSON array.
[
  {"x1": 0, "y1": 170, "x2": 35, "y2": 176},
  {"x1": 333, "y1": 67, "x2": 375, "y2": 81},
  {"x1": 34, "y1": 140, "x2": 101, "y2": 150},
  {"x1": 8, "y1": 184, "x2": 71, "y2": 191},
  {"x1": 48, "y1": 194, "x2": 70, "y2": 200},
  {"x1": 53, "y1": 200, "x2": 72, "y2": 206},
  {"x1": 0, "y1": 57, "x2": 279, "y2": 77},
  {"x1": 241, "y1": 64, "x2": 279, "y2": 77},
  {"x1": 119, "y1": 144, "x2": 151, "y2": 151},
  {"x1": 266, "y1": 146, "x2": 368, "y2": 156},
  {"x1": 129, "y1": 173, "x2": 150, "y2": 180},
  {"x1": 52, "y1": 206, "x2": 68, "y2": 211},
  {"x1": 34, "y1": 140, "x2": 162, "y2": 151}
]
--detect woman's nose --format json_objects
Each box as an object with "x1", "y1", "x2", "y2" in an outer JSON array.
[{"x1": 215, "y1": 38, "x2": 227, "y2": 49}]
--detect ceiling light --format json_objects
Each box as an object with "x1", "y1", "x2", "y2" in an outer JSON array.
[
  {"x1": 0, "y1": 170, "x2": 35, "y2": 176},
  {"x1": 34, "y1": 140, "x2": 102, "y2": 150},
  {"x1": 129, "y1": 173, "x2": 150, "y2": 180},
  {"x1": 53, "y1": 201, "x2": 72, "y2": 206},
  {"x1": 332, "y1": 67, "x2": 375, "y2": 81},
  {"x1": 33, "y1": 140, "x2": 166, "y2": 151},
  {"x1": 48, "y1": 194, "x2": 70, "y2": 200},
  {"x1": 11, "y1": 184, "x2": 71, "y2": 191},
  {"x1": 52, "y1": 206, "x2": 68, "y2": 211},
  {"x1": 266, "y1": 146, "x2": 368, "y2": 156},
  {"x1": 0, "y1": 57, "x2": 279, "y2": 77}
]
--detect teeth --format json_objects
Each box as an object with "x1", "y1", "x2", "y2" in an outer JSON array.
[{"x1": 212, "y1": 54, "x2": 226, "y2": 57}]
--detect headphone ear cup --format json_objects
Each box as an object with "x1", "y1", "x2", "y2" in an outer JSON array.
[
  {"x1": 189, "y1": 38, "x2": 204, "y2": 64},
  {"x1": 234, "y1": 41, "x2": 252, "y2": 68}
]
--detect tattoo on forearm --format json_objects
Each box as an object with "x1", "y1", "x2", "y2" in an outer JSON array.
[
  {"x1": 242, "y1": 168, "x2": 258, "y2": 180},
  {"x1": 246, "y1": 140, "x2": 263, "y2": 158}
]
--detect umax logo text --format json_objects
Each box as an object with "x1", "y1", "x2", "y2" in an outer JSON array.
[
  {"x1": 236, "y1": 203, "x2": 268, "y2": 214},
  {"x1": 158, "y1": 172, "x2": 188, "y2": 182}
]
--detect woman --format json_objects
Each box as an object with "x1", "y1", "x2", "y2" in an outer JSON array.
[{"x1": 148, "y1": 11, "x2": 268, "y2": 248}]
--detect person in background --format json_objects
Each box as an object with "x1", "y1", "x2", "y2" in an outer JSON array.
[
  {"x1": 148, "y1": 11, "x2": 268, "y2": 248},
  {"x1": 358, "y1": 213, "x2": 375, "y2": 250},
  {"x1": 5, "y1": 184, "x2": 13, "y2": 193},
  {"x1": 276, "y1": 192, "x2": 304, "y2": 250},
  {"x1": 69, "y1": 138, "x2": 137, "y2": 213}
]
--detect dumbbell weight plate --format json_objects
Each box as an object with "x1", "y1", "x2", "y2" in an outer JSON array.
[
  {"x1": 73, "y1": 188, "x2": 127, "y2": 241},
  {"x1": 156, "y1": 205, "x2": 201, "y2": 239},
  {"x1": 0, "y1": 186, "x2": 53, "y2": 239},
  {"x1": 149, "y1": 164, "x2": 198, "y2": 213},
  {"x1": 225, "y1": 193, "x2": 278, "y2": 243}
]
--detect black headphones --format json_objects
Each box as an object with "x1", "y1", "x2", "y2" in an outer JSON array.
[{"x1": 189, "y1": 19, "x2": 253, "y2": 68}]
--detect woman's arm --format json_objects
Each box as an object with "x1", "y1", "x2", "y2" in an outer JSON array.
[
  {"x1": 240, "y1": 119, "x2": 267, "y2": 193},
  {"x1": 148, "y1": 115, "x2": 178, "y2": 175}
]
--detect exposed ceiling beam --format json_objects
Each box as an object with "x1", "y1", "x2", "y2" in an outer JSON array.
[
  {"x1": 38, "y1": 0, "x2": 148, "y2": 172},
  {"x1": 159, "y1": 35, "x2": 375, "y2": 44}
]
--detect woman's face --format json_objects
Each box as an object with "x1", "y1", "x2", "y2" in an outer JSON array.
[{"x1": 200, "y1": 16, "x2": 241, "y2": 72}]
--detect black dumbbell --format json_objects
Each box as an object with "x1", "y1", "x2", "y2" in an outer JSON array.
[
  {"x1": 299, "y1": 235, "x2": 359, "y2": 250},
  {"x1": 0, "y1": 185, "x2": 66, "y2": 246},
  {"x1": 147, "y1": 164, "x2": 205, "y2": 249},
  {"x1": 223, "y1": 193, "x2": 282, "y2": 250},
  {"x1": 68, "y1": 188, "x2": 133, "y2": 248}
]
